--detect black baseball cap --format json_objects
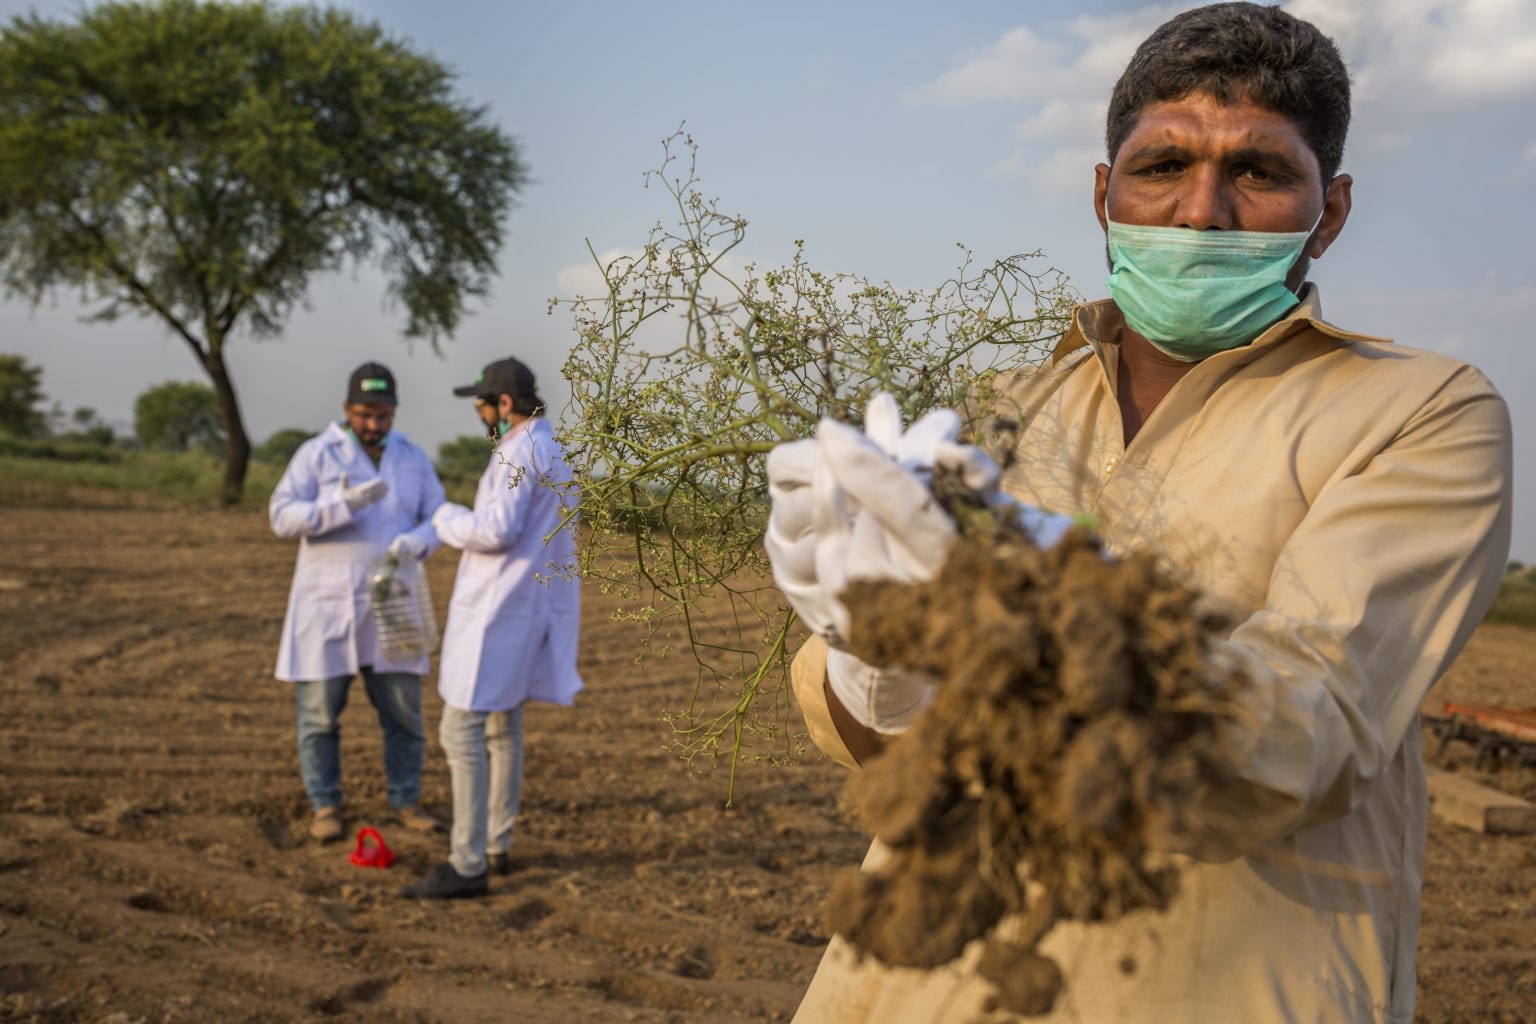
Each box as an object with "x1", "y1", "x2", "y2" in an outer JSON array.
[
  {"x1": 346, "y1": 362, "x2": 397, "y2": 406},
  {"x1": 453, "y1": 357, "x2": 538, "y2": 399}
]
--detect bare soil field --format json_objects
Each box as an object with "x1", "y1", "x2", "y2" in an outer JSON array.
[{"x1": 1, "y1": 501, "x2": 1532, "y2": 1023}]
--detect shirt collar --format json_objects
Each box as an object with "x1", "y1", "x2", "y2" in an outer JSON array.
[
  {"x1": 1048, "y1": 284, "x2": 1392, "y2": 368},
  {"x1": 493, "y1": 415, "x2": 543, "y2": 450}
]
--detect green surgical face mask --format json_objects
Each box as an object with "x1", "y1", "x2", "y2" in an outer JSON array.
[{"x1": 1105, "y1": 217, "x2": 1316, "y2": 362}]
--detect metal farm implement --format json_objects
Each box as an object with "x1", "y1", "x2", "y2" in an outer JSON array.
[{"x1": 1428, "y1": 701, "x2": 1536, "y2": 771}]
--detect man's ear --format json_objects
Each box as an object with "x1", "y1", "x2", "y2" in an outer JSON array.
[
  {"x1": 1094, "y1": 163, "x2": 1112, "y2": 232},
  {"x1": 498, "y1": 394, "x2": 514, "y2": 420},
  {"x1": 1310, "y1": 173, "x2": 1353, "y2": 260}
]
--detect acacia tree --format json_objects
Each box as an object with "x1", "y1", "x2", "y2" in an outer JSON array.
[
  {"x1": 254, "y1": 427, "x2": 316, "y2": 465},
  {"x1": 0, "y1": 0, "x2": 526, "y2": 502},
  {"x1": 134, "y1": 380, "x2": 224, "y2": 452},
  {"x1": 557, "y1": 130, "x2": 1078, "y2": 799},
  {"x1": 0, "y1": 354, "x2": 46, "y2": 437}
]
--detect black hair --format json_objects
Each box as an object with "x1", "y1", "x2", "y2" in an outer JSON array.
[
  {"x1": 1106, "y1": 2, "x2": 1350, "y2": 181},
  {"x1": 507, "y1": 392, "x2": 546, "y2": 418}
]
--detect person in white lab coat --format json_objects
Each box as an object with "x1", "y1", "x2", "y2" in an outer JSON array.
[
  {"x1": 270, "y1": 362, "x2": 447, "y2": 842},
  {"x1": 400, "y1": 356, "x2": 583, "y2": 899}
]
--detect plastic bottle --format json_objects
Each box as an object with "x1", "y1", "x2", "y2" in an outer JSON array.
[{"x1": 368, "y1": 555, "x2": 439, "y2": 660}]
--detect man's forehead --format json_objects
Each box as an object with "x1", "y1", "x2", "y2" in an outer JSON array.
[
  {"x1": 1118, "y1": 93, "x2": 1317, "y2": 164},
  {"x1": 1133, "y1": 92, "x2": 1300, "y2": 136}
]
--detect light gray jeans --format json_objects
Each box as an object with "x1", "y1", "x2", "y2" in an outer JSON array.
[{"x1": 438, "y1": 703, "x2": 525, "y2": 878}]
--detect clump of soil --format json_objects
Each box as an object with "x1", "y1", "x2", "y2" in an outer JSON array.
[{"x1": 826, "y1": 481, "x2": 1247, "y2": 1017}]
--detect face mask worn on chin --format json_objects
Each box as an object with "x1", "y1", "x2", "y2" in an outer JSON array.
[
  {"x1": 1105, "y1": 216, "x2": 1317, "y2": 362},
  {"x1": 346, "y1": 427, "x2": 389, "y2": 448}
]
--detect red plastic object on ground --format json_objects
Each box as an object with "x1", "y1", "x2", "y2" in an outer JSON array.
[{"x1": 349, "y1": 827, "x2": 396, "y2": 868}]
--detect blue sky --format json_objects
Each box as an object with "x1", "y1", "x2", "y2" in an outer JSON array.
[{"x1": 3, "y1": 0, "x2": 1534, "y2": 559}]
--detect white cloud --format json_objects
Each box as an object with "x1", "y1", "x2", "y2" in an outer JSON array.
[
  {"x1": 1360, "y1": 130, "x2": 1415, "y2": 153},
  {"x1": 1510, "y1": 139, "x2": 1536, "y2": 183},
  {"x1": 552, "y1": 243, "x2": 769, "y2": 364},
  {"x1": 918, "y1": 25, "x2": 1057, "y2": 104},
  {"x1": 1352, "y1": 276, "x2": 1536, "y2": 361},
  {"x1": 554, "y1": 246, "x2": 644, "y2": 299},
  {"x1": 914, "y1": 7, "x2": 1180, "y2": 108},
  {"x1": 1010, "y1": 97, "x2": 1104, "y2": 143},
  {"x1": 555, "y1": 244, "x2": 756, "y2": 305},
  {"x1": 909, "y1": 7, "x2": 1176, "y2": 195},
  {"x1": 1032, "y1": 144, "x2": 1105, "y2": 199},
  {"x1": 912, "y1": 1, "x2": 1536, "y2": 197},
  {"x1": 1288, "y1": 0, "x2": 1536, "y2": 102}
]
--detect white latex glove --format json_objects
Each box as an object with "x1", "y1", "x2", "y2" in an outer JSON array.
[
  {"x1": 823, "y1": 394, "x2": 1075, "y2": 560},
  {"x1": 387, "y1": 532, "x2": 427, "y2": 560},
  {"x1": 764, "y1": 438, "x2": 846, "y2": 641},
  {"x1": 340, "y1": 473, "x2": 388, "y2": 513},
  {"x1": 765, "y1": 434, "x2": 941, "y2": 733},
  {"x1": 765, "y1": 393, "x2": 1075, "y2": 733},
  {"x1": 764, "y1": 398, "x2": 963, "y2": 642},
  {"x1": 430, "y1": 501, "x2": 474, "y2": 548}
]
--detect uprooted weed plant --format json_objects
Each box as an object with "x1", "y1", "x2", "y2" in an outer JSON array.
[{"x1": 555, "y1": 127, "x2": 1077, "y2": 800}]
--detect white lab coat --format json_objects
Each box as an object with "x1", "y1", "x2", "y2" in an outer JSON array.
[
  {"x1": 434, "y1": 417, "x2": 583, "y2": 712},
  {"x1": 270, "y1": 422, "x2": 446, "y2": 681}
]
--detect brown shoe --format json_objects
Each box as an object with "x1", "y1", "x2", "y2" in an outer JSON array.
[
  {"x1": 395, "y1": 804, "x2": 442, "y2": 833},
  {"x1": 309, "y1": 806, "x2": 343, "y2": 842}
]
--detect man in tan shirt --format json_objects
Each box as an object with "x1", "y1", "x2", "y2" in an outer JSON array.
[{"x1": 766, "y1": 4, "x2": 1513, "y2": 1022}]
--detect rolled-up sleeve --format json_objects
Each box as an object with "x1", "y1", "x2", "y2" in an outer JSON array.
[
  {"x1": 269, "y1": 445, "x2": 354, "y2": 539},
  {"x1": 791, "y1": 635, "x2": 861, "y2": 770}
]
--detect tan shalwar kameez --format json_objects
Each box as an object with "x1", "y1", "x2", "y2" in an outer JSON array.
[{"x1": 791, "y1": 288, "x2": 1513, "y2": 1024}]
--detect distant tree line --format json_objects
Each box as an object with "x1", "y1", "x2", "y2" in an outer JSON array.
[
  {"x1": 0, "y1": 353, "x2": 113, "y2": 446},
  {"x1": 1, "y1": 350, "x2": 497, "y2": 476}
]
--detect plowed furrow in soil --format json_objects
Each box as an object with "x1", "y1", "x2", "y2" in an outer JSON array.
[{"x1": 3, "y1": 503, "x2": 1531, "y2": 1023}]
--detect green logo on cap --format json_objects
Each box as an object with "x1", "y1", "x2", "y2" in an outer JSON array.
[
  {"x1": 362, "y1": 378, "x2": 389, "y2": 392},
  {"x1": 475, "y1": 372, "x2": 485, "y2": 383}
]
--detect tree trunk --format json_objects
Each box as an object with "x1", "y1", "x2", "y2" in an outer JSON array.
[{"x1": 201, "y1": 338, "x2": 251, "y2": 506}]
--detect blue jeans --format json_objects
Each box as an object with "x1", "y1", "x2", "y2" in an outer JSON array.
[
  {"x1": 439, "y1": 704, "x2": 525, "y2": 877},
  {"x1": 294, "y1": 670, "x2": 425, "y2": 813}
]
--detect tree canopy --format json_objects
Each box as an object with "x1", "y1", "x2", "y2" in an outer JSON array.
[
  {"x1": 0, "y1": 354, "x2": 46, "y2": 437},
  {"x1": 254, "y1": 427, "x2": 315, "y2": 465},
  {"x1": 0, "y1": 0, "x2": 527, "y2": 501},
  {"x1": 436, "y1": 432, "x2": 494, "y2": 478},
  {"x1": 134, "y1": 380, "x2": 224, "y2": 452}
]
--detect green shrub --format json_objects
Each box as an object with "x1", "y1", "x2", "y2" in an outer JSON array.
[
  {"x1": 0, "y1": 450, "x2": 282, "y2": 507},
  {"x1": 0, "y1": 433, "x2": 121, "y2": 462},
  {"x1": 1486, "y1": 574, "x2": 1536, "y2": 628},
  {"x1": 254, "y1": 427, "x2": 316, "y2": 464},
  {"x1": 434, "y1": 433, "x2": 495, "y2": 504}
]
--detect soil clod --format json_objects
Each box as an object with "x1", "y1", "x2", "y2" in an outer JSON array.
[{"x1": 827, "y1": 486, "x2": 1248, "y2": 1016}]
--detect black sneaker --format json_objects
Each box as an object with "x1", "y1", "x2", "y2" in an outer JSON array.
[
  {"x1": 398, "y1": 861, "x2": 488, "y2": 900},
  {"x1": 487, "y1": 851, "x2": 514, "y2": 876}
]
